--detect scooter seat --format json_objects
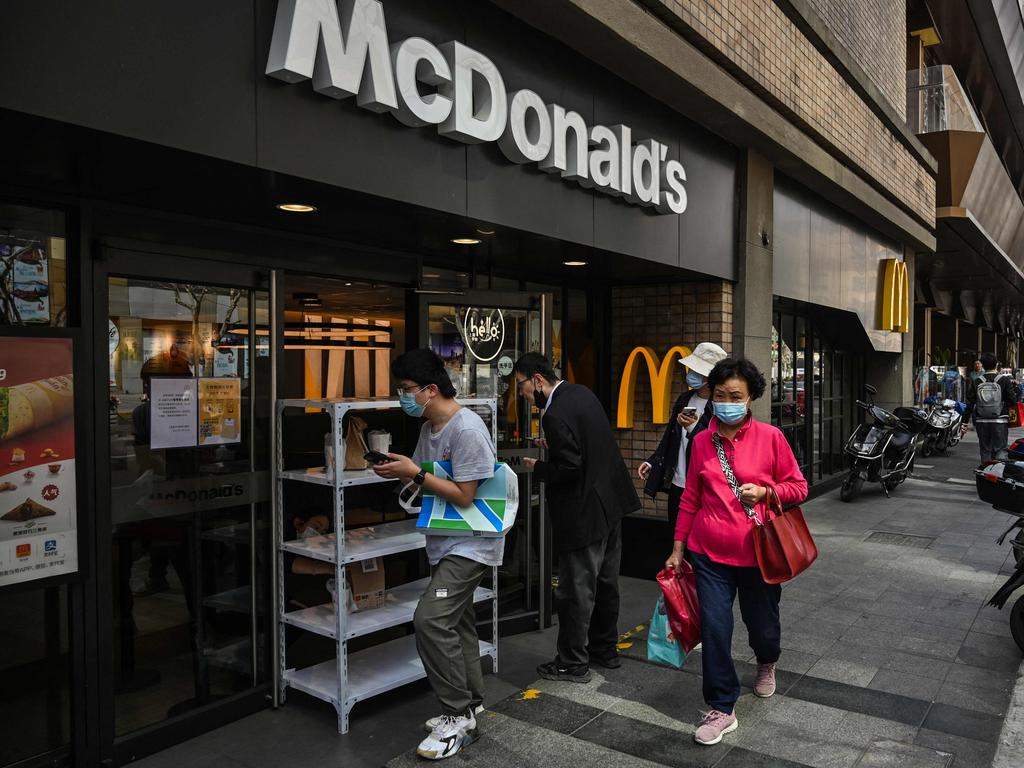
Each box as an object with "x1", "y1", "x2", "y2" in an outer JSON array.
[{"x1": 890, "y1": 431, "x2": 912, "y2": 450}]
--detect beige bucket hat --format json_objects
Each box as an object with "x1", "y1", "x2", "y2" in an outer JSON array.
[{"x1": 679, "y1": 342, "x2": 728, "y2": 377}]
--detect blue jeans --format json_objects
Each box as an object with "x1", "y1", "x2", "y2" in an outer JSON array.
[{"x1": 687, "y1": 550, "x2": 782, "y2": 714}]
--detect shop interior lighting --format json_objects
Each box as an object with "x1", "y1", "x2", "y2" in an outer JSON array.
[
  {"x1": 294, "y1": 292, "x2": 322, "y2": 308},
  {"x1": 475, "y1": 228, "x2": 495, "y2": 235},
  {"x1": 276, "y1": 202, "x2": 317, "y2": 213},
  {"x1": 563, "y1": 260, "x2": 588, "y2": 266},
  {"x1": 451, "y1": 237, "x2": 481, "y2": 245}
]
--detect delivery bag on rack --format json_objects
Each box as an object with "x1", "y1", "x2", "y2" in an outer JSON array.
[
  {"x1": 646, "y1": 596, "x2": 686, "y2": 669},
  {"x1": 343, "y1": 415, "x2": 370, "y2": 470},
  {"x1": 411, "y1": 461, "x2": 518, "y2": 537},
  {"x1": 655, "y1": 564, "x2": 701, "y2": 653}
]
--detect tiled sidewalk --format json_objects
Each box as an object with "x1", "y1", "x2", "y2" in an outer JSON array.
[
  {"x1": 389, "y1": 436, "x2": 1024, "y2": 768},
  {"x1": 136, "y1": 432, "x2": 1024, "y2": 768}
]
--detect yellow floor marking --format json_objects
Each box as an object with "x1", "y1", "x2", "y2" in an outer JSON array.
[
  {"x1": 616, "y1": 641, "x2": 634, "y2": 650},
  {"x1": 519, "y1": 688, "x2": 542, "y2": 700}
]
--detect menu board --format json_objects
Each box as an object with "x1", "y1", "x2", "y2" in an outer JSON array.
[
  {"x1": 0, "y1": 337, "x2": 77, "y2": 587},
  {"x1": 198, "y1": 378, "x2": 241, "y2": 445}
]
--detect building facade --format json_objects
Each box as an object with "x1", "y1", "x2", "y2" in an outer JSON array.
[{"x1": 0, "y1": 1, "x2": 935, "y2": 765}]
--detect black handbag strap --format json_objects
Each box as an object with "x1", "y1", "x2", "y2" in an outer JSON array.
[{"x1": 712, "y1": 432, "x2": 762, "y2": 527}]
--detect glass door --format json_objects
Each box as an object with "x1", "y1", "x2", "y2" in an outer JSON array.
[
  {"x1": 419, "y1": 291, "x2": 553, "y2": 633},
  {"x1": 95, "y1": 247, "x2": 272, "y2": 762}
]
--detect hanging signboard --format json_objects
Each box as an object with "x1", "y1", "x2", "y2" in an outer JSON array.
[
  {"x1": 150, "y1": 377, "x2": 198, "y2": 449},
  {"x1": 198, "y1": 378, "x2": 242, "y2": 446},
  {"x1": 457, "y1": 307, "x2": 505, "y2": 363},
  {"x1": 0, "y1": 337, "x2": 77, "y2": 587}
]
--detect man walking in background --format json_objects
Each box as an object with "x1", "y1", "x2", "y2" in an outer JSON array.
[
  {"x1": 514, "y1": 353, "x2": 641, "y2": 682},
  {"x1": 965, "y1": 352, "x2": 1019, "y2": 461}
]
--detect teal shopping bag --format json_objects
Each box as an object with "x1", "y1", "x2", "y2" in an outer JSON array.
[{"x1": 647, "y1": 596, "x2": 686, "y2": 669}]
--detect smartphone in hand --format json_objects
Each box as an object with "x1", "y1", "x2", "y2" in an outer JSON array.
[
  {"x1": 364, "y1": 450, "x2": 393, "y2": 464},
  {"x1": 681, "y1": 407, "x2": 697, "y2": 418}
]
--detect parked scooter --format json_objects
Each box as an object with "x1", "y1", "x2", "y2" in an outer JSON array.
[
  {"x1": 840, "y1": 384, "x2": 929, "y2": 502},
  {"x1": 975, "y1": 461, "x2": 1024, "y2": 652},
  {"x1": 920, "y1": 398, "x2": 964, "y2": 457}
]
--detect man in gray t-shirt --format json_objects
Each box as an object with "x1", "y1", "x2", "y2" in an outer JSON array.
[
  {"x1": 411, "y1": 408, "x2": 502, "y2": 568},
  {"x1": 372, "y1": 349, "x2": 504, "y2": 761}
]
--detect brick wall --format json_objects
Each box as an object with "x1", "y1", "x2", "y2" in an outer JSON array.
[
  {"x1": 638, "y1": 0, "x2": 935, "y2": 229},
  {"x1": 805, "y1": 0, "x2": 906, "y2": 118},
  {"x1": 612, "y1": 282, "x2": 733, "y2": 519}
]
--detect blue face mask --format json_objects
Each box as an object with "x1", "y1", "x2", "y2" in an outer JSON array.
[
  {"x1": 713, "y1": 401, "x2": 749, "y2": 425},
  {"x1": 686, "y1": 371, "x2": 705, "y2": 390},
  {"x1": 399, "y1": 386, "x2": 427, "y2": 418}
]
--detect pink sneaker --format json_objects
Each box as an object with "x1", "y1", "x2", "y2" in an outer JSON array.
[
  {"x1": 693, "y1": 710, "x2": 738, "y2": 745},
  {"x1": 754, "y1": 662, "x2": 777, "y2": 698}
]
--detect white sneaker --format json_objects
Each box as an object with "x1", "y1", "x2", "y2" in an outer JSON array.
[
  {"x1": 416, "y1": 711, "x2": 477, "y2": 760},
  {"x1": 424, "y1": 705, "x2": 484, "y2": 732}
]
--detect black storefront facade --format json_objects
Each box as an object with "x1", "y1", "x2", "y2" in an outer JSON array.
[{"x1": 0, "y1": 1, "x2": 742, "y2": 765}]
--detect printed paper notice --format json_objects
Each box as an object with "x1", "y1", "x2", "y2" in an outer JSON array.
[
  {"x1": 198, "y1": 378, "x2": 241, "y2": 446},
  {"x1": 0, "y1": 336, "x2": 77, "y2": 587},
  {"x1": 150, "y1": 378, "x2": 197, "y2": 449}
]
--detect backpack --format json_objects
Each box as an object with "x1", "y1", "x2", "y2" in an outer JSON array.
[{"x1": 976, "y1": 373, "x2": 1007, "y2": 420}]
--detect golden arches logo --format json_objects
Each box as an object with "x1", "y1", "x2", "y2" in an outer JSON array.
[
  {"x1": 616, "y1": 345, "x2": 692, "y2": 429},
  {"x1": 880, "y1": 258, "x2": 909, "y2": 333}
]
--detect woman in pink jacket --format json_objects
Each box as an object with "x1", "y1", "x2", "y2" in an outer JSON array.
[{"x1": 664, "y1": 357, "x2": 807, "y2": 746}]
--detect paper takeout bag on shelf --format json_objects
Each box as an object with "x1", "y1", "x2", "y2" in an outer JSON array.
[
  {"x1": 414, "y1": 461, "x2": 518, "y2": 537},
  {"x1": 344, "y1": 415, "x2": 370, "y2": 470}
]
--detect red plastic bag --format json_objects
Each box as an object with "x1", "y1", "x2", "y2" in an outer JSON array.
[{"x1": 655, "y1": 564, "x2": 701, "y2": 653}]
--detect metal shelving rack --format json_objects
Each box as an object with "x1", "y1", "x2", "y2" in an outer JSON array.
[{"x1": 274, "y1": 396, "x2": 499, "y2": 734}]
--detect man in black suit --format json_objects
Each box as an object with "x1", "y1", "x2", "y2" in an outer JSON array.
[{"x1": 515, "y1": 353, "x2": 641, "y2": 682}]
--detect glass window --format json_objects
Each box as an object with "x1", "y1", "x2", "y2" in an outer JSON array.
[{"x1": 0, "y1": 204, "x2": 67, "y2": 327}]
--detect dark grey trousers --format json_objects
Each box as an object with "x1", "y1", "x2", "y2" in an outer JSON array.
[
  {"x1": 555, "y1": 521, "x2": 622, "y2": 668},
  {"x1": 977, "y1": 420, "x2": 1009, "y2": 462},
  {"x1": 414, "y1": 555, "x2": 488, "y2": 715}
]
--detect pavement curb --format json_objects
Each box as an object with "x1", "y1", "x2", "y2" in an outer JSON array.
[{"x1": 994, "y1": 658, "x2": 1024, "y2": 768}]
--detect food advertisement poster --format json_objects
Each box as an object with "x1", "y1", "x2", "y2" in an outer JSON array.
[
  {"x1": 150, "y1": 378, "x2": 197, "y2": 450},
  {"x1": 0, "y1": 337, "x2": 77, "y2": 587},
  {"x1": 198, "y1": 378, "x2": 241, "y2": 446},
  {"x1": 1, "y1": 240, "x2": 51, "y2": 325}
]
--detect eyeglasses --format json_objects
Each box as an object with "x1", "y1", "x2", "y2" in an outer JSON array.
[{"x1": 396, "y1": 384, "x2": 427, "y2": 397}]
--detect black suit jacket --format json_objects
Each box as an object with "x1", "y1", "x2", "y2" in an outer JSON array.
[{"x1": 533, "y1": 383, "x2": 641, "y2": 552}]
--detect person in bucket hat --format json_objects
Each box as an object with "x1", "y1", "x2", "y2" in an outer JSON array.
[{"x1": 638, "y1": 342, "x2": 728, "y2": 528}]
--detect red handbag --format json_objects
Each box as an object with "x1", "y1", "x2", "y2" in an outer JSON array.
[
  {"x1": 712, "y1": 432, "x2": 817, "y2": 584},
  {"x1": 655, "y1": 565, "x2": 701, "y2": 652},
  {"x1": 752, "y1": 487, "x2": 818, "y2": 584}
]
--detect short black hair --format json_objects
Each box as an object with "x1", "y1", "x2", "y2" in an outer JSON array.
[
  {"x1": 513, "y1": 352, "x2": 558, "y2": 383},
  {"x1": 391, "y1": 348, "x2": 457, "y2": 398},
  {"x1": 708, "y1": 357, "x2": 767, "y2": 401},
  {"x1": 980, "y1": 352, "x2": 998, "y2": 370}
]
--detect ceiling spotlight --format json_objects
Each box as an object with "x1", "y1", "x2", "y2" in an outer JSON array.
[
  {"x1": 344, "y1": 282, "x2": 352, "y2": 286},
  {"x1": 451, "y1": 237, "x2": 481, "y2": 245},
  {"x1": 423, "y1": 273, "x2": 441, "y2": 278},
  {"x1": 276, "y1": 202, "x2": 317, "y2": 213},
  {"x1": 563, "y1": 260, "x2": 588, "y2": 267},
  {"x1": 475, "y1": 228, "x2": 495, "y2": 235}
]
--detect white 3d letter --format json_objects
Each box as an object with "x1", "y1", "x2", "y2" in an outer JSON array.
[
  {"x1": 588, "y1": 125, "x2": 620, "y2": 193},
  {"x1": 265, "y1": 0, "x2": 397, "y2": 112},
  {"x1": 499, "y1": 89, "x2": 552, "y2": 163},
  {"x1": 390, "y1": 37, "x2": 452, "y2": 127},
  {"x1": 540, "y1": 105, "x2": 589, "y2": 183},
  {"x1": 438, "y1": 41, "x2": 507, "y2": 143},
  {"x1": 657, "y1": 159, "x2": 688, "y2": 214}
]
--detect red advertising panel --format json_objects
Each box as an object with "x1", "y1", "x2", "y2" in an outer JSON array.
[{"x1": 0, "y1": 337, "x2": 77, "y2": 586}]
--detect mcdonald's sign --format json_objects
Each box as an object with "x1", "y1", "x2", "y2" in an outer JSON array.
[
  {"x1": 616, "y1": 345, "x2": 692, "y2": 429},
  {"x1": 880, "y1": 258, "x2": 910, "y2": 333}
]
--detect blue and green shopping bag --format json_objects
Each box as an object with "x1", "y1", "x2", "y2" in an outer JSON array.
[{"x1": 405, "y1": 461, "x2": 518, "y2": 537}]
